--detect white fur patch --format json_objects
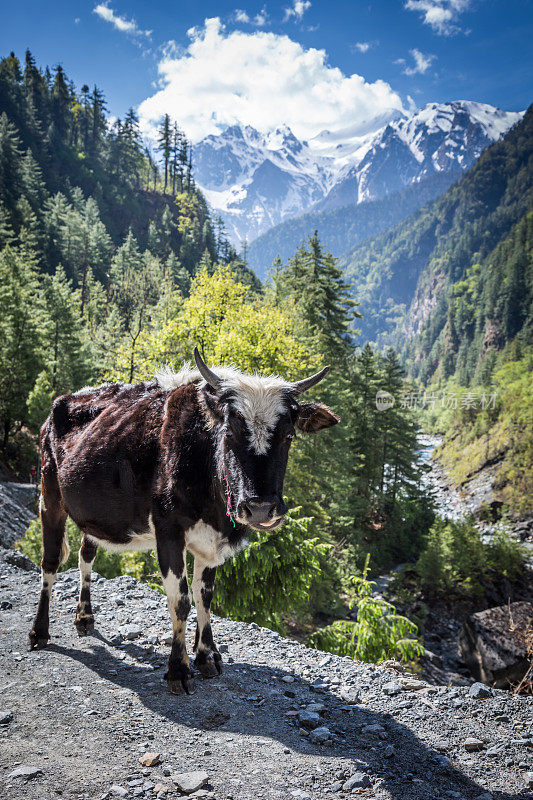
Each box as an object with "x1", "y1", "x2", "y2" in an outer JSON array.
[
  {"x1": 41, "y1": 571, "x2": 56, "y2": 597},
  {"x1": 185, "y1": 521, "x2": 246, "y2": 566},
  {"x1": 156, "y1": 362, "x2": 293, "y2": 454},
  {"x1": 86, "y1": 513, "x2": 156, "y2": 553}
]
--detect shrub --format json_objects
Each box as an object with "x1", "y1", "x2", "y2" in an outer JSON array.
[
  {"x1": 308, "y1": 555, "x2": 423, "y2": 663},
  {"x1": 416, "y1": 517, "x2": 525, "y2": 597}
]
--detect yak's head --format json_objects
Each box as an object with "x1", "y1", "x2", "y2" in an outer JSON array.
[{"x1": 194, "y1": 348, "x2": 339, "y2": 531}]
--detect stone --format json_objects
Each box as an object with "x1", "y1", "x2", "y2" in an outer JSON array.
[
  {"x1": 343, "y1": 772, "x2": 371, "y2": 790},
  {"x1": 308, "y1": 726, "x2": 332, "y2": 744},
  {"x1": 172, "y1": 771, "x2": 209, "y2": 795},
  {"x1": 464, "y1": 738, "x2": 484, "y2": 752},
  {"x1": 340, "y1": 689, "x2": 361, "y2": 704},
  {"x1": 383, "y1": 680, "x2": 402, "y2": 696},
  {"x1": 305, "y1": 702, "x2": 325, "y2": 714},
  {"x1": 458, "y1": 602, "x2": 533, "y2": 688},
  {"x1": 281, "y1": 675, "x2": 295, "y2": 683},
  {"x1": 524, "y1": 773, "x2": 533, "y2": 789},
  {"x1": 110, "y1": 787, "x2": 128, "y2": 797},
  {"x1": 0, "y1": 709, "x2": 13, "y2": 724},
  {"x1": 298, "y1": 710, "x2": 321, "y2": 729},
  {"x1": 139, "y1": 752, "x2": 160, "y2": 767},
  {"x1": 399, "y1": 677, "x2": 426, "y2": 691},
  {"x1": 361, "y1": 723, "x2": 385, "y2": 736},
  {"x1": 8, "y1": 765, "x2": 43, "y2": 779},
  {"x1": 154, "y1": 786, "x2": 169, "y2": 795},
  {"x1": 469, "y1": 682, "x2": 493, "y2": 699},
  {"x1": 384, "y1": 745, "x2": 395, "y2": 758},
  {"x1": 120, "y1": 625, "x2": 143, "y2": 641}
]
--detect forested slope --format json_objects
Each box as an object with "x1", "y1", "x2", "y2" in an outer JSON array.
[
  {"x1": 0, "y1": 50, "x2": 255, "y2": 455},
  {"x1": 247, "y1": 172, "x2": 456, "y2": 279},
  {"x1": 340, "y1": 104, "x2": 533, "y2": 383}
]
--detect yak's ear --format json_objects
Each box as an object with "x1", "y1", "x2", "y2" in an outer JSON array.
[{"x1": 296, "y1": 402, "x2": 340, "y2": 433}]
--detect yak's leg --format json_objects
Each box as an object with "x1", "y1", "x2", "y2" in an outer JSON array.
[
  {"x1": 156, "y1": 527, "x2": 194, "y2": 695},
  {"x1": 74, "y1": 535, "x2": 97, "y2": 636},
  {"x1": 29, "y1": 460, "x2": 68, "y2": 650},
  {"x1": 192, "y1": 558, "x2": 222, "y2": 678}
]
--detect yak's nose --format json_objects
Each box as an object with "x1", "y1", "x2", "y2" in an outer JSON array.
[{"x1": 238, "y1": 498, "x2": 279, "y2": 526}]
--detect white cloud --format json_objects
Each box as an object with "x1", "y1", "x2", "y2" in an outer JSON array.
[
  {"x1": 93, "y1": 2, "x2": 151, "y2": 38},
  {"x1": 138, "y1": 18, "x2": 405, "y2": 143},
  {"x1": 404, "y1": 0, "x2": 471, "y2": 35},
  {"x1": 253, "y1": 7, "x2": 268, "y2": 26},
  {"x1": 234, "y1": 6, "x2": 268, "y2": 26},
  {"x1": 284, "y1": 0, "x2": 312, "y2": 21},
  {"x1": 354, "y1": 41, "x2": 371, "y2": 53},
  {"x1": 396, "y1": 48, "x2": 436, "y2": 75}
]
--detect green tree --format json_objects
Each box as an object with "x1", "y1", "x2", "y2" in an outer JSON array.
[{"x1": 0, "y1": 246, "x2": 43, "y2": 448}]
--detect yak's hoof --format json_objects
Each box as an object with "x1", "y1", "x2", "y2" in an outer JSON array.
[
  {"x1": 75, "y1": 616, "x2": 94, "y2": 637},
  {"x1": 28, "y1": 630, "x2": 49, "y2": 651},
  {"x1": 165, "y1": 666, "x2": 195, "y2": 695},
  {"x1": 195, "y1": 650, "x2": 222, "y2": 679}
]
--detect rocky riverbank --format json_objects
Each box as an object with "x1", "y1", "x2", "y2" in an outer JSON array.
[{"x1": 1, "y1": 547, "x2": 532, "y2": 800}]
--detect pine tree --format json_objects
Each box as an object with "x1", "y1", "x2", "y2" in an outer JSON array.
[
  {"x1": 157, "y1": 114, "x2": 172, "y2": 193},
  {"x1": 50, "y1": 65, "x2": 71, "y2": 145},
  {"x1": 0, "y1": 245, "x2": 44, "y2": 448}
]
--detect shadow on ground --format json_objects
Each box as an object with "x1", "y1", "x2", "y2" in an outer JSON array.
[{"x1": 44, "y1": 631, "x2": 526, "y2": 800}]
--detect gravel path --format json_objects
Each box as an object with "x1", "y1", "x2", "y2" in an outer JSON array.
[{"x1": 0, "y1": 547, "x2": 532, "y2": 800}]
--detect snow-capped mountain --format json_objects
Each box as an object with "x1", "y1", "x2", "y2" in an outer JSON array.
[
  {"x1": 193, "y1": 102, "x2": 523, "y2": 246},
  {"x1": 193, "y1": 124, "x2": 334, "y2": 244}
]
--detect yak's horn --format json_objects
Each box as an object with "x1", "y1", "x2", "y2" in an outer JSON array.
[
  {"x1": 293, "y1": 366, "x2": 330, "y2": 395},
  {"x1": 194, "y1": 347, "x2": 222, "y2": 389}
]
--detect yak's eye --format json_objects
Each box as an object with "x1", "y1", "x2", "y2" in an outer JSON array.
[{"x1": 286, "y1": 432, "x2": 295, "y2": 442}]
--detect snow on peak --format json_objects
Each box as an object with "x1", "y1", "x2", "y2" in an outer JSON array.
[{"x1": 193, "y1": 102, "x2": 523, "y2": 245}]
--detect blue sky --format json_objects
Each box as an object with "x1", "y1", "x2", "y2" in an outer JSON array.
[{"x1": 2, "y1": 1, "x2": 532, "y2": 141}]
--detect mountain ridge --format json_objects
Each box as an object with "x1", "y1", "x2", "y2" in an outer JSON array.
[{"x1": 193, "y1": 101, "x2": 523, "y2": 247}]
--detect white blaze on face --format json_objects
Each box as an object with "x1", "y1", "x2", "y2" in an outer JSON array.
[
  {"x1": 230, "y1": 375, "x2": 291, "y2": 455},
  {"x1": 155, "y1": 363, "x2": 294, "y2": 455}
]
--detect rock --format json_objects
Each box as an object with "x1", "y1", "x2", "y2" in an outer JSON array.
[
  {"x1": 281, "y1": 675, "x2": 295, "y2": 683},
  {"x1": 154, "y1": 786, "x2": 170, "y2": 795},
  {"x1": 290, "y1": 791, "x2": 311, "y2": 800},
  {"x1": 469, "y1": 682, "x2": 493, "y2": 699},
  {"x1": 139, "y1": 752, "x2": 160, "y2": 767},
  {"x1": 4, "y1": 549, "x2": 38, "y2": 571},
  {"x1": 0, "y1": 709, "x2": 13, "y2": 724},
  {"x1": 524, "y1": 772, "x2": 533, "y2": 789},
  {"x1": 399, "y1": 677, "x2": 426, "y2": 691},
  {"x1": 305, "y1": 702, "x2": 325, "y2": 714},
  {"x1": 343, "y1": 772, "x2": 371, "y2": 790},
  {"x1": 8, "y1": 765, "x2": 43, "y2": 779},
  {"x1": 298, "y1": 710, "x2": 321, "y2": 729},
  {"x1": 384, "y1": 745, "x2": 395, "y2": 758},
  {"x1": 110, "y1": 786, "x2": 128, "y2": 797},
  {"x1": 361, "y1": 723, "x2": 385, "y2": 737},
  {"x1": 340, "y1": 689, "x2": 361, "y2": 704},
  {"x1": 172, "y1": 771, "x2": 209, "y2": 795},
  {"x1": 463, "y1": 738, "x2": 484, "y2": 752},
  {"x1": 0, "y1": 600, "x2": 12, "y2": 610},
  {"x1": 458, "y1": 602, "x2": 533, "y2": 687},
  {"x1": 120, "y1": 624, "x2": 143, "y2": 641},
  {"x1": 308, "y1": 726, "x2": 332, "y2": 744},
  {"x1": 383, "y1": 680, "x2": 402, "y2": 696}
]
